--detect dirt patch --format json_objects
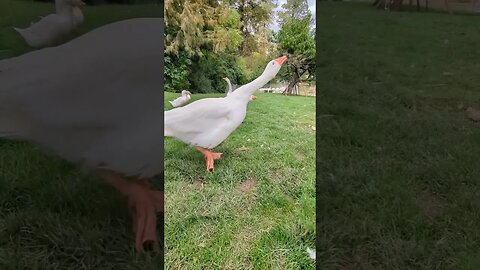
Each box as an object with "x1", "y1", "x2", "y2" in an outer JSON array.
[
  {"x1": 267, "y1": 171, "x2": 284, "y2": 184},
  {"x1": 237, "y1": 177, "x2": 256, "y2": 193},
  {"x1": 296, "y1": 153, "x2": 305, "y2": 161},
  {"x1": 193, "y1": 179, "x2": 205, "y2": 189}
]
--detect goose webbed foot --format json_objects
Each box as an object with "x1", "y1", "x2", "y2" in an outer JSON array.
[
  {"x1": 95, "y1": 170, "x2": 163, "y2": 252},
  {"x1": 195, "y1": 146, "x2": 222, "y2": 172}
]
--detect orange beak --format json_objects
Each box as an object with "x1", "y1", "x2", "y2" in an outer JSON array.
[
  {"x1": 223, "y1": 77, "x2": 228, "y2": 81},
  {"x1": 275, "y1": 56, "x2": 287, "y2": 65},
  {"x1": 251, "y1": 95, "x2": 257, "y2": 100}
]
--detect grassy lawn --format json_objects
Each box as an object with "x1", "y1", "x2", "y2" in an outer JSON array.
[
  {"x1": 318, "y1": 2, "x2": 480, "y2": 269},
  {"x1": 164, "y1": 92, "x2": 316, "y2": 269},
  {"x1": 0, "y1": 1, "x2": 164, "y2": 269}
]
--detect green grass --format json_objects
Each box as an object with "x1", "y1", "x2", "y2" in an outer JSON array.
[
  {"x1": 318, "y1": 2, "x2": 480, "y2": 269},
  {"x1": 0, "y1": 1, "x2": 164, "y2": 269},
  {"x1": 164, "y1": 92, "x2": 316, "y2": 269}
]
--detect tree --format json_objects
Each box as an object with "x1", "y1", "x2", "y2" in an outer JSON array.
[
  {"x1": 164, "y1": 0, "x2": 231, "y2": 56},
  {"x1": 228, "y1": 0, "x2": 277, "y2": 55},
  {"x1": 277, "y1": 0, "x2": 315, "y2": 95},
  {"x1": 165, "y1": 0, "x2": 246, "y2": 93}
]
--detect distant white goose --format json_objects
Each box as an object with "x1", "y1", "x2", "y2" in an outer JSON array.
[
  {"x1": 40, "y1": 0, "x2": 83, "y2": 26},
  {"x1": 169, "y1": 90, "x2": 191, "y2": 107},
  {"x1": 13, "y1": 0, "x2": 85, "y2": 48},
  {"x1": 165, "y1": 56, "x2": 287, "y2": 172},
  {"x1": 223, "y1": 77, "x2": 256, "y2": 101}
]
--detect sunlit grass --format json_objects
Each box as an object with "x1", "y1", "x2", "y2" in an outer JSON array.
[{"x1": 164, "y1": 92, "x2": 316, "y2": 269}]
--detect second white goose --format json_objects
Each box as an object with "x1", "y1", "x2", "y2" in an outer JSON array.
[
  {"x1": 13, "y1": 0, "x2": 85, "y2": 48},
  {"x1": 169, "y1": 90, "x2": 192, "y2": 107}
]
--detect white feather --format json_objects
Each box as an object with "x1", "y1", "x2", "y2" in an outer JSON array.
[{"x1": 307, "y1": 248, "x2": 316, "y2": 260}]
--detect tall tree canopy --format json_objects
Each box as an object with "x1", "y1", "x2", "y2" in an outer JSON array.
[
  {"x1": 228, "y1": 0, "x2": 277, "y2": 55},
  {"x1": 164, "y1": 0, "x2": 246, "y2": 93},
  {"x1": 165, "y1": 0, "x2": 232, "y2": 56},
  {"x1": 277, "y1": 0, "x2": 315, "y2": 95}
]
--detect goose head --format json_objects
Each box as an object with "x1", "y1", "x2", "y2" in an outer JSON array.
[
  {"x1": 181, "y1": 90, "x2": 191, "y2": 98},
  {"x1": 261, "y1": 55, "x2": 287, "y2": 81},
  {"x1": 222, "y1": 77, "x2": 230, "y2": 83}
]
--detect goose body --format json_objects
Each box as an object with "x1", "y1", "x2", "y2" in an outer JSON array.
[
  {"x1": 165, "y1": 96, "x2": 247, "y2": 149},
  {"x1": 1, "y1": 18, "x2": 164, "y2": 178},
  {"x1": 0, "y1": 18, "x2": 164, "y2": 251},
  {"x1": 13, "y1": 0, "x2": 85, "y2": 48},
  {"x1": 168, "y1": 90, "x2": 191, "y2": 107},
  {"x1": 165, "y1": 56, "x2": 286, "y2": 171}
]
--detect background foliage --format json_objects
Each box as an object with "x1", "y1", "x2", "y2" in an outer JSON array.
[{"x1": 165, "y1": 0, "x2": 316, "y2": 94}]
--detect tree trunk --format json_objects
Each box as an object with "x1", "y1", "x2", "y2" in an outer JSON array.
[
  {"x1": 283, "y1": 68, "x2": 307, "y2": 96},
  {"x1": 283, "y1": 72, "x2": 299, "y2": 95}
]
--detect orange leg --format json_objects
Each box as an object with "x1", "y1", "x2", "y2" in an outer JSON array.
[
  {"x1": 196, "y1": 146, "x2": 222, "y2": 172},
  {"x1": 95, "y1": 169, "x2": 163, "y2": 252}
]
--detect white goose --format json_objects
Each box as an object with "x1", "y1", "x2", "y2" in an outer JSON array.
[
  {"x1": 1, "y1": 18, "x2": 163, "y2": 251},
  {"x1": 223, "y1": 77, "x2": 257, "y2": 101},
  {"x1": 165, "y1": 56, "x2": 287, "y2": 172},
  {"x1": 40, "y1": 0, "x2": 84, "y2": 26},
  {"x1": 13, "y1": 0, "x2": 85, "y2": 48},
  {"x1": 169, "y1": 90, "x2": 191, "y2": 107}
]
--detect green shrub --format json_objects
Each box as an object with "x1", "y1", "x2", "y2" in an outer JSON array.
[
  {"x1": 164, "y1": 51, "x2": 191, "y2": 93},
  {"x1": 188, "y1": 52, "x2": 243, "y2": 93}
]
